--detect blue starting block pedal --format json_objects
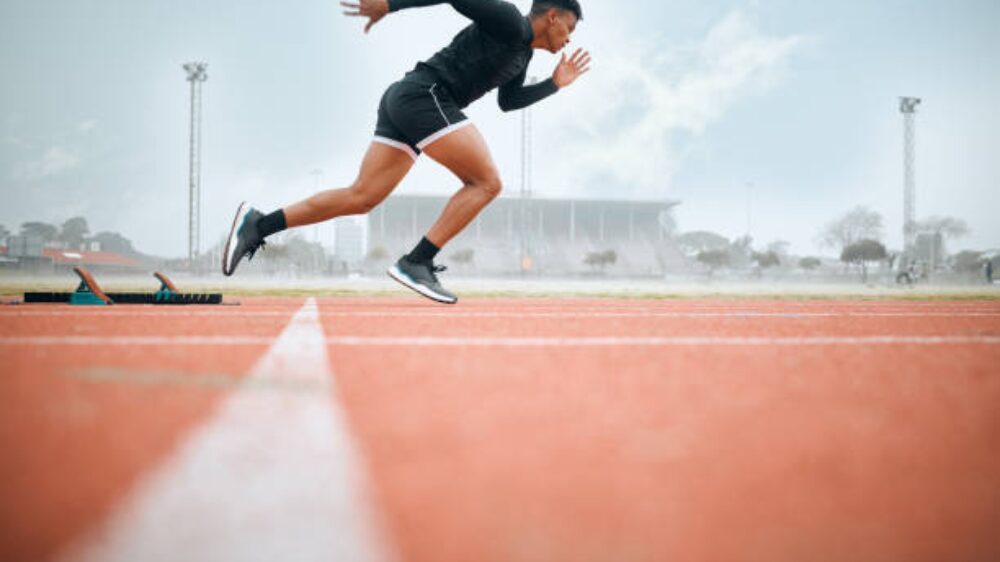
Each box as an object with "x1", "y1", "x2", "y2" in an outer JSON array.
[{"x1": 24, "y1": 267, "x2": 224, "y2": 305}]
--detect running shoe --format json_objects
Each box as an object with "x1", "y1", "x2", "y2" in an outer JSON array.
[
  {"x1": 387, "y1": 256, "x2": 458, "y2": 304},
  {"x1": 222, "y1": 202, "x2": 266, "y2": 276}
]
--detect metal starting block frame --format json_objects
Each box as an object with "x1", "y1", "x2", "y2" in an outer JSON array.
[{"x1": 24, "y1": 267, "x2": 224, "y2": 305}]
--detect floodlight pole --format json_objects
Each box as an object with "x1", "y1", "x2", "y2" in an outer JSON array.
[
  {"x1": 184, "y1": 62, "x2": 208, "y2": 265},
  {"x1": 519, "y1": 77, "x2": 537, "y2": 273},
  {"x1": 899, "y1": 96, "x2": 921, "y2": 262}
]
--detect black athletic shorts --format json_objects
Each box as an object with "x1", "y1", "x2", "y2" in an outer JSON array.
[{"x1": 373, "y1": 70, "x2": 471, "y2": 161}]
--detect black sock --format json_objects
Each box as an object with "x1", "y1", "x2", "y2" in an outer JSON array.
[
  {"x1": 407, "y1": 237, "x2": 440, "y2": 263},
  {"x1": 257, "y1": 210, "x2": 287, "y2": 239}
]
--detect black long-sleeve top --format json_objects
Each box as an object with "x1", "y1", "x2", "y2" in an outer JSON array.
[{"x1": 387, "y1": 0, "x2": 560, "y2": 111}]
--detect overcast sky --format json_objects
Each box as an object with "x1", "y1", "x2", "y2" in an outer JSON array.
[{"x1": 1, "y1": 0, "x2": 998, "y2": 257}]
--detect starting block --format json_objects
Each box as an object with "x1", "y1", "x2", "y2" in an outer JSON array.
[{"x1": 24, "y1": 267, "x2": 224, "y2": 305}]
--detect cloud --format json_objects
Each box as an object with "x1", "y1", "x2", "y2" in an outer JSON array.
[
  {"x1": 538, "y1": 9, "x2": 805, "y2": 199},
  {"x1": 76, "y1": 119, "x2": 99, "y2": 133},
  {"x1": 13, "y1": 146, "x2": 82, "y2": 180}
]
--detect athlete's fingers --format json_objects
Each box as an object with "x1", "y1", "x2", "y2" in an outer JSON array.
[
  {"x1": 343, "y1": 10, "x2": 363, "y2": 16},
  {"x1": 340, "y1": 1, "x2": 361, "y2": 9},
  {"x1": 364, "y1": 18, "x2": 375, "y2": 33},
  {"x1": 572, "y1": 50, "x2": 590, "y2": 66},
  {"x1": 577, "y1": 55, "x2": 592, "y2": 69}
]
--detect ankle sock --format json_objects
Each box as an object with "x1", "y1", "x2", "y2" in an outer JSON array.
[
  {"x1": 257, "y1": 210, "x2": 287, "y2": 238},
  {"x1": 407, "y1": 236, "x2": 440, "y2": 263}
]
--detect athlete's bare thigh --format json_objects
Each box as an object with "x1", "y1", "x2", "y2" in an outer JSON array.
[
  {"x1": 421, "y1": 124, "x2": 499, "y2": 185},
  {"x1": 355, "y1": 141, "x2": 416, "y2": 200}
]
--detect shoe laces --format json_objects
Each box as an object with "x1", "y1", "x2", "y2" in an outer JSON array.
[
  {"x1": 426, "y1": 263, "x2": 447, "y2": 283},
  {"x1": 246, "y1": 239, "x2": 266, "y2": 261}
]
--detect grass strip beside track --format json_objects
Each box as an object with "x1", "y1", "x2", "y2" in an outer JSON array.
[{"x1": 2, "y1": 277, "x2": 999, "y2": 301}]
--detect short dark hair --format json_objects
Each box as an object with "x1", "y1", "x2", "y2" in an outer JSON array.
[{"x1": 530, "y1": 0, "x2": 583, "y2": 21}]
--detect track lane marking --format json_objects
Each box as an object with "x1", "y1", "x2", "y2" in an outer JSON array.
[
  {"x1": 322, "y1": 335, "x2": 1000, "y2": 347},
  {"x1": 4, "y1": 310, "x2": 998, "y2": 318},
  {"x1": 10, "y1": 335, "x2": 1000, "y2": 347},
  {"x1": 59, "y1": 298, "x2": 392, "y2": 562}
]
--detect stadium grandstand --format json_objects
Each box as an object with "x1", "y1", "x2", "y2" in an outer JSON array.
[{"x1": 361, "y1": 195, "x2": 688, "y2": 276}]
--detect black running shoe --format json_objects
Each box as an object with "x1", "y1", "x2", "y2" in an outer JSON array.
[
  {"x1": 387, "y1": 256, "x2": 458, "y2": 304},
  {"x1": 222, "y1": 202, "x2": 266, "y2": 276}
]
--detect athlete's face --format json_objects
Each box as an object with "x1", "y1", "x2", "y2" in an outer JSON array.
[{"x1": 545, "y1": 9, "x2": 578, "y2": 53}]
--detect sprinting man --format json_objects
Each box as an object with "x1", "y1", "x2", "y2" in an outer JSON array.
[{"x1": 222, "y1": 0, "x2": 590, "y2": 304}]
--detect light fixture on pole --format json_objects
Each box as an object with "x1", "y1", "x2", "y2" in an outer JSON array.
[{"x1": 183, "y1": 62, "x2": 208, "y2": 265}]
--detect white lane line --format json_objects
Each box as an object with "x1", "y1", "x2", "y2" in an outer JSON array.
[
  {"x1": 322, "y1": 335, "x2": 1000, "y2": 347},
  {"x1": 60, "y1": 298, "x2": 392, "y2": 562},
  {"x1": 311, "y1": 311, "x2": 1000, "y2": 319},
  {"x1": 0, "y1": 311, "x2": 294, "y2": 317},
  {"x1": 4, "y1": 310, "x2": 998, "y2": 319},
  {"x1": 10, "y1": 335, "x2": 996, "y2": 347},
  {"x1": 0, "y1": 336, "x2": 275, "y2": 346},
  {"x1": 8, "y1": 335, "x2": 1000, "y2": 348}
]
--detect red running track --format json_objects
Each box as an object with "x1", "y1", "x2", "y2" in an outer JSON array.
[{"x1": 1, "y1": 297, "x2": 998, "y2": 562}]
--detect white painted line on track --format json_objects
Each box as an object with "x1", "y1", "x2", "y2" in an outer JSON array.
[
  {"x1": 4, "y1": 310, "x2": 1000, "y2": 319},
  {"x1": 60, "y1": 298, "x2": 392, "y2": 562},
  {"x1": 0, "y1": 311, "x2": 294, "y2": 318},
  {"x1": 14, "y1": 334, "x2": 1000, "y2": 348},
  {"x1": 313, "y1": 311, "x2": 1000, "y2": 319},
  {"x1": 322, "y1": 335, "x2": 1000, "y2": 347},
  {"x1": 0, "y1": 336, "x2": 274, "y2": 346}
]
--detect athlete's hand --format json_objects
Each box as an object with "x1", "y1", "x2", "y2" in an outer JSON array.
[
  {"x1": 341, "y1": 0, "x2": 389, "y2": 34},
  {"x1": 552, "y1": 48, "x2": 592, "y2": 88}
]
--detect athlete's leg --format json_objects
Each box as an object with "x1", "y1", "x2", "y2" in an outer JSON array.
[
  {"x1": 284, "y1": 142, "x2": 415, "y2": 228},
  {"x1": 420, "y1": 125, "x2": 502, "y2": 248},
  {"x1": 223, "y1": 142, "x2": 414, "y2": 276}
]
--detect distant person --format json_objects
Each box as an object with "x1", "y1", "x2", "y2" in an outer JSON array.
[
  {"x1": 221, "y1": 0, "x2": 590, "y2": 304},
  {"x1": 987, "y1": 259, "x2": 994, "y2": 284}
]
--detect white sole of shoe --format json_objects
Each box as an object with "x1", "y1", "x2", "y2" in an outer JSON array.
[
  {"x1": 222, "y1": 202, "x2": 248, "y2": 276},
  {"x1": 387, "y1": 265, "x2": 457, "y2": 305}
]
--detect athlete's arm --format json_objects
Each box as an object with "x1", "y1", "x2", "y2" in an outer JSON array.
[
  {"x1": 499, "y1": 47, "x2": 591, "y2": 111},
  {"x1": 498, "y1": 70, "x2": 559, "y2": 112},
  {"x1": 386, "y1": 0, "x2": 527, "y2": 42}
]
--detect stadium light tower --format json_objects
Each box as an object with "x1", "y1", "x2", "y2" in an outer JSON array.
[
  {"x1": 184, "y1": 62, "x2": 208, "y2": 264},
  {"x1": 899, "y1": 96, "x2": 921, "y2": 259},
  {"x1": 519, "y1": 76, "x2": 537, "y2": 273}
]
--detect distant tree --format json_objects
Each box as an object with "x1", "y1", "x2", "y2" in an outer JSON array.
[
  {"x1": 20, "y1": 221, "x2": 59, "y2": 243},
  {"x1": 59, "y1": 216, "x2": 90, "y2": 248},
  {"x1": 916, "y1": 216, "x2": 969, "y2": 241},
  {"x1": 841, "y1": 239, "x2": 887, "y2": 283},
  {"x1": 285, "y1": 236, "x2": 326, "y2": 272},
  {"x1": 951, "y1": 250, "x2": 984, "y2": 274},
  {"x1": 451, "y1": 248, "x2": 475, "y2": 266},
  {"x1": 696, "y1": 249, "x2": 731, "y2": 274},
  {"x1": 731, "y1": 235, "x2": 753, "y2": 253},
  {"x1": 91, "y1": 231, "x2": 137, "y2": 255},
  {"x1": 751, "y1": 251, "x2": 781, "y2": 269},
  {"x1": 584, "y1": 250, "x2": 617, "y2": 272},
  {"x1": 820, "y1": 206, "x2": 883, "y2": 251},
  {"x1": 798, "y1": 257, "x2": 822, "y2": 271},
  {"x1": 766, "y1": 240, "x2": 791, "y2": 257},
  {"x1": 677, "y1": 231, "x2": 729, "y2": 255}
]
